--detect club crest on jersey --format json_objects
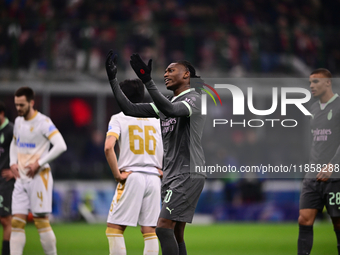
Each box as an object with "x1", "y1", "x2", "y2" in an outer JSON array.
[
  {"x1": 30, "y1": 126, "x2": 34, "y2": 132},
  {"x1": 328, "y1": 109, "x2": 332, "y2": 120}
]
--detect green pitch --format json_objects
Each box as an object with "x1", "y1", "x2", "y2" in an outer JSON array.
[{"x1": 1, "y1": 222, "x2": 336, "y2": 254}]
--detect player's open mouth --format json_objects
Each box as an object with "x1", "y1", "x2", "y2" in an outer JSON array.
[{"x1": 164, "y1": 79, "x2": 171, "y2": 85}]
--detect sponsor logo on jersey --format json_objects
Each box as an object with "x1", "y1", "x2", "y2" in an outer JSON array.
[
  {"x1": 312, "y1": 128, "x2": 332, "y2": 141},
  {"x1": 161, "y1": 118, "x2": 177, "y2": 133},
  {"x1": 16, "y1": 137, "x2": 36, "y2": 148}
]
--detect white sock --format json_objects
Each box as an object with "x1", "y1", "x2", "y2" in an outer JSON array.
[
  {"x1": 106, "y1": 227, "x2": 126, "y2": 255},
  {"x1": 39, "y1": 230, "x2": 57, "y2": 255},
  {"x1": 143, "y1": 233, "x2": 159, "y2": 255},
  {"x1": 34, "y1": 218, "x2": 57, "y2": 255},
  {"x1": 10, "y1": 217, "x2": 26, "y2": 255}
]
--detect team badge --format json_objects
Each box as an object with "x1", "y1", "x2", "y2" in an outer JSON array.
[{"x1": 328, "y1": 109, "x2": 332, "y2": 120}]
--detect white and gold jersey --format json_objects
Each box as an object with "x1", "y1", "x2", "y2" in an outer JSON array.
[
  {"x1": 107, "y1": 112, "x2": 163, "y2": 175},
  {"x1": 12, "y1": 111, "x2": 60, "y2": 181}
]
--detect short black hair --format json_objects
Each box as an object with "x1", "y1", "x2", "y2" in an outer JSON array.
[
  {"x1": 15, "y1": 87, "x2": 35, "y2": 101},
  {"x1": 119, "y1": 79, "x2": 144, "y2": 103},
  {"x1": 311, "y1": 68, "x2": 332, "y2": 78},
  {"x1": 0, "y1": 101, "x2": 5, "y2": 113}
]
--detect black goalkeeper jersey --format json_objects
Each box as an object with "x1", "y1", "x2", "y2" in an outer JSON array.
[
  {"x1": 0, "y1": 118, "x2": 14, "y2": 189},
  {"x1": 157, "y1": 89, "x2": 206, "y2": 183},
  {"x1": 307, "y1": 94, "x2": 340, "y2": 179}
]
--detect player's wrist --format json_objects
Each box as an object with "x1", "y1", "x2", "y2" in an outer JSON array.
[
  {"x1": 141, "y1": 76, "x2": 152, "y2": 84},
  {"x1": 37, "y1": 159, "x2": 43, "y2": 168},
  {"x1": 144, "y1": 79, "x2": 156, "y2": 90}
]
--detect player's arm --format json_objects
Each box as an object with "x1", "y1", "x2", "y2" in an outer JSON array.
[
  {"x1": 9, "y1": 136, "x2": 20, "y2": 179},
  {"x1": 129, "y1": 53, "x2": 191, "y2": 117},
  {"x1": 106, "y1": 50, "x2": 159, "y2": 118},
  {"x1": 110, "y1": 78, "x2": 160, "y2": 117},
  {"x1": 145, "y1": 80, "x2": 191, "y2": 117},
  {"x1": 26, "y1": 132, "x2": 67, "y2": 178},
  {"x1": 104, "y1": 135, "x2": 131, "y2": 182}
]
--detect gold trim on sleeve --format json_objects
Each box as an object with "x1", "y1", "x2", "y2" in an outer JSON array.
[
  {"x1": 107, "y1": 132, "x2": 119, "y2": 139},
  {"x1": 47, "y1": 130, "x2": 59, "y2": 140}
]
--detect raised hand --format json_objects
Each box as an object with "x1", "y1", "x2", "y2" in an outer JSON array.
[
  {"x1": 105, "y1": 50, "x2": 117, "y2": 81},
  {"x1": 130, "y1": 53, "x2": 152, "y2": 83}
]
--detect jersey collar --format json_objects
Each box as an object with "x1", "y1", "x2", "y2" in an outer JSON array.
[
  {"x1": 171, "y1": 88, "x2": 195, "y2": 102},
  {"x1": 26, "y1": 110, "x2": 38, "y2": 121},
  {"x1": 319, "y1": 93, "x2": 339, "y2": 110},
  {"x1": 0, "y1": 118, "x2": 9, "y2": 131}
]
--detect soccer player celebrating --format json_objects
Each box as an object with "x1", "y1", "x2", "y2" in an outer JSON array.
[
  {"x1": 298, "y1": 68, "x2": 340, "y2": 255},
  {"x1": 9, "y1": 87, "x2": 67, "y2": 255},
  {"x1": 105, "y1": 79, "x2": 163, "y2": 255},
  {"x1": 0, "y1": 101, "x2": 14, "y2": 255},
  {"x1": 106, "y1": 51, "x2": 206, "y2": 255}
]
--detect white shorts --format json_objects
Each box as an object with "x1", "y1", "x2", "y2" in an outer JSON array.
[
  {"x1": 107, "y1": 172, "x2": 161, "y2": 227},
  {"x1": 12, "y1": 168, "x2": 53, "y2": 216}
]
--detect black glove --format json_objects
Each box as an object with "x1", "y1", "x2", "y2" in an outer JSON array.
[
  {"x1": 105, "y1": 50, "x2": 117, "y2": 81},
  {"x1": 130, "y1": 53, "x2": 152, "y2": 83}
]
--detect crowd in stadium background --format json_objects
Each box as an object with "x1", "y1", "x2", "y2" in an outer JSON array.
[{"x1": 0, "y1": 0, "x2": 340, "y2": 74}]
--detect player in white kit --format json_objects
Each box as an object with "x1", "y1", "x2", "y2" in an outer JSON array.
[
  {"x1": 104, "y1": 79, "x2": 163, "y2": 255},
  {"x1": 9, "y1": 87, "x2": 67, "y2": 255}
]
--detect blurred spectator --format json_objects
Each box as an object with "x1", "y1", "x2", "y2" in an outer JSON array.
[{"x1": 1, "y1": 0, "x2": 340, "y2": 74}]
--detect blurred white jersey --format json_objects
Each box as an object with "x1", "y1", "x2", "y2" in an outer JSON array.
[
  {"x1": 107, "y1": 112, "x2": 163, "y2": 175},
  {"x1": 12, "y1": 111, "x2": 60, "y2": 181}
]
